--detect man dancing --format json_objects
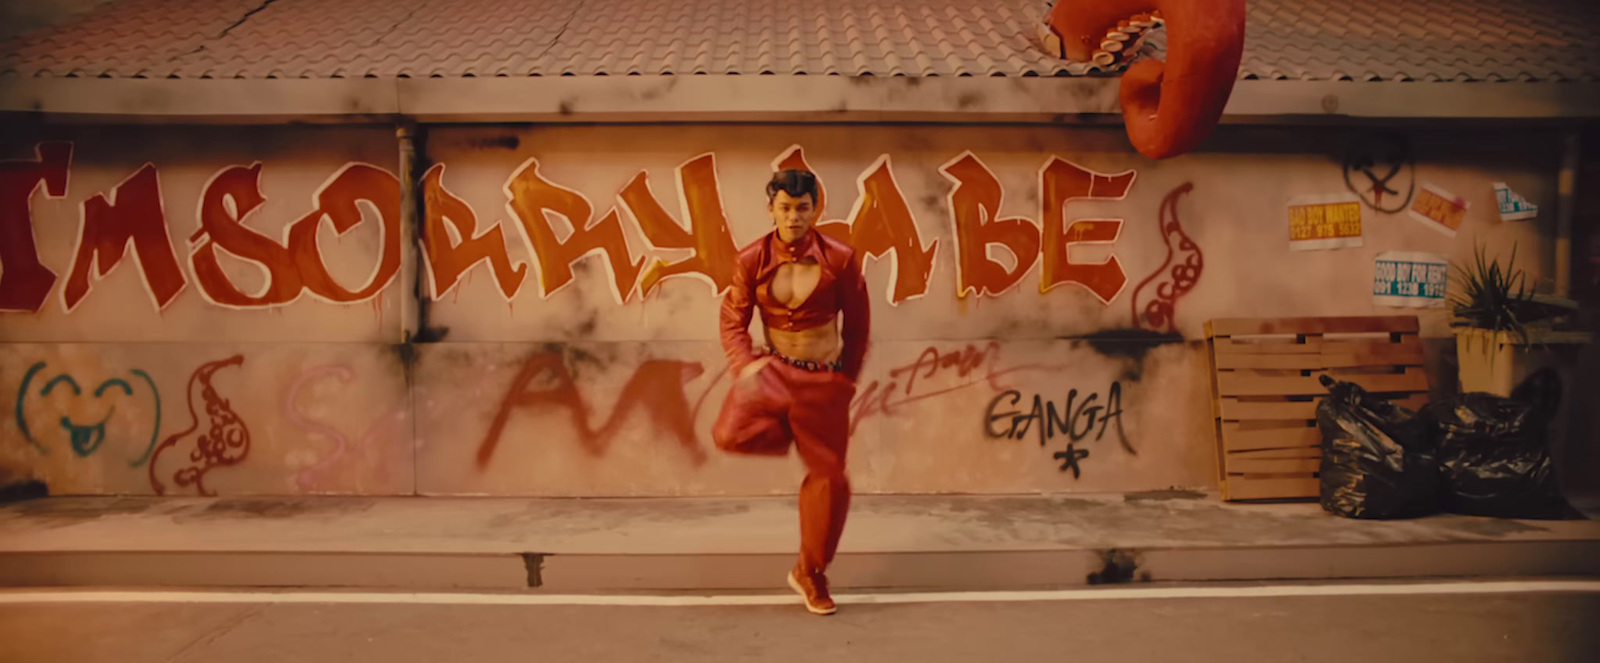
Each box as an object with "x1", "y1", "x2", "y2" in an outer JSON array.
[{"x1": 714, "y1": 169, "x2": 871, "y2": 615}]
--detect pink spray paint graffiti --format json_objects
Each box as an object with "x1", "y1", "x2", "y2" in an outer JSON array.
[{"x1": 283, "y1": 364, "x2": 410, "y2": 492}]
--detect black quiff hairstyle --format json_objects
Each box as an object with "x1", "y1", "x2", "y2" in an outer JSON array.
[{"x1": 766, "y1": 169, "x2": 819, "y2": 206}]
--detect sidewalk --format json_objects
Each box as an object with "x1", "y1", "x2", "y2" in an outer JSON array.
[{"x1": 1, "y1": 492, "x2": 1596, "y2": 591}]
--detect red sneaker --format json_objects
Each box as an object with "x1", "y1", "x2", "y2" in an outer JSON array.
[{"x1": 787, "y1": 567, "x2": 837, "y2": 615}]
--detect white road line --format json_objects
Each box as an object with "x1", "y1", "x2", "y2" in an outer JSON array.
[{"x1": 0, "y1": 580, "x2": 1596, "y2": 607}]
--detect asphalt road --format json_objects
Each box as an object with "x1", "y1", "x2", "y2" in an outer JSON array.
[{"x1": 1, "y1": 582, "x2": 1597, "y2": 662}]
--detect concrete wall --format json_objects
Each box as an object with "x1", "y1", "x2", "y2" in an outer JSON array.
[{"x1": 0, "y1": 123, "x2": 1567, "y2": 496}]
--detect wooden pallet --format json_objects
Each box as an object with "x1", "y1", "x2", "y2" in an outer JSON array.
[{"x1": 1205, "y1": 316, "x2": 1431, "y2": 501}]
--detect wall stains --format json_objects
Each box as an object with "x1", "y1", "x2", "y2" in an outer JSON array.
[
  {"x1": 1124, "y1": 488, "x2": 1206, "y2": 502},
  {"x1": 0, "y1": 479, "x2": 47, "y2": 504},
  {"x1": 1087, "y1": 548, "x2": 1148, "y2": 585},
  {"x1": 1072, "y1": 328, "x2": 1184, "y2": 382},
  {"x1": 469, "y1": 135, "x2": 521, "y2": 151},
  {"x1": 178, "y1": 497, "x2": 376, "y2": 520},
  {"x1": 391, "y1": 342, "x2": 420, "y2": 389}
]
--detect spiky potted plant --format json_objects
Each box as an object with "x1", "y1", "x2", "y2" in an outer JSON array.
[{"x1": 1450, "y1": 243, "x2": 1588, "y2": 396}]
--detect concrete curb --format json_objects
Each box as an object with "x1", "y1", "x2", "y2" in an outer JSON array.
[{"x1": 4, "y1": 538, "x2": 1597, "y2": 591}]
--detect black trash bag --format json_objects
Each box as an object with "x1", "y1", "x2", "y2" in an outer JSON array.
[
  {"x1": 1422, "y1": 369, "x2": 1581, "y2": 520},
  {"x1": 1315, "y1": 375, "x2": 1443, "y2": 519}
]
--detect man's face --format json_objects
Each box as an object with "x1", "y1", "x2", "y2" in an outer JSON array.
[{"x1": 768, "y1": 190, "x2": 818, "y2": 244}]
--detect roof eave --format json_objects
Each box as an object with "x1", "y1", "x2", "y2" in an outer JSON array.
[{"x1": 2, "y1": 75, "x2": 1597, "y2": 125}]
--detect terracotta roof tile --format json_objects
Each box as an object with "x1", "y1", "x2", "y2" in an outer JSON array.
[{"x1": 1, "y1": 0, "x2": 1595, "y2": 82}]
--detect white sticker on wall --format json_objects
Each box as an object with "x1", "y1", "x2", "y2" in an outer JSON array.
[
  {"x1": 1374, "y1": 251, "x2": 1448, "y2": 308},
  {"x1": 1493, "y1": 182, "x2": 1538, "y2": 221}
]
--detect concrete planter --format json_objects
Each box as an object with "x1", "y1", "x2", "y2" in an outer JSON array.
[{"x1": 1454, "y1": 328, "x2": 1592, "y2": 397}]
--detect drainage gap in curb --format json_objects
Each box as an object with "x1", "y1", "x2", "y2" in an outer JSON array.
[
  {"x1": 1087, "y1": 548, "x2": 1150, "y2": 585},
  {"x1": 522, "y1": 553, "x2": 545, "y2": 588}
]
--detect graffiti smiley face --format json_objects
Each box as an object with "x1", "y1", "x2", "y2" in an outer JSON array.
[{"x1": 15, "y1": 362, "x2": 162, "y2": 466}]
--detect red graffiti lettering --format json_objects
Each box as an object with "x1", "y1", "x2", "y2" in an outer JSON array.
[
  {"x1": 476, "y1": 353, "x2": 707, "y2": 468},
  {"x1": 63, "y1": 164, "x2": 186, "y2": 311},
  {"x1": 1040, "y1": 158, "x2": 1135, "y2": 303},
  {"x1": 421, "y1": 163, "x2": 527, "y2": 299},
  {"x1": 190, "y1": 164, "x2": 301, "y2": 306},
  {"x1": 1131, "y1": 183, "x2": 1203, "y2": 333},
  {"x1": 849, "y1": 342, "x2": 1046, "y2": 436},
  {"x1": 850, "y1": 157, "x2": 939, "y2": 303},
  {"x1": 891, "y1": 343, "x2": 1003, "y2": 397},
  {"x1": 289, "y1": 164, "x2": 403, "y2": 303},
  {"x1": 941, "y1": 152, "x2": 1041, "y2": 298},
  {"x1": 0, "y1": 142, "x2": 72, "y2": 312},
  {"x1": 506, "y1": 158, "x2": 643, "y2": 303},
  {"x1": 148, "y1": 355, "x2": 249, "y2": 496},
  {"x1": 190, "y1": 163, "x2": 402, "y2": 307},
  {"x1": 775, "y1": 147, "x2": 937, "y2": 304},
  {"x1": 618, "y1": 154, "x2": 738, "y2": 296}
]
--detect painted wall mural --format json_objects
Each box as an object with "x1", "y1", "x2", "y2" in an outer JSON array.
[
  {"x1": 1, "y1": 344, "x2": 412, "y2": 496},
  {"x1": 1, "y1": 141, "x2": 1197, "y2": 332},
  {"x1": 411, "y1": 339, "x2": 1212, "y2": 496},
  {"x1": 0, "y1": 125, "x2": 1563, "y2": 497}
]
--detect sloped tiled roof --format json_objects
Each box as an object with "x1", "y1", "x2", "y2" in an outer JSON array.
[
  {"x1": 1, "y1": 0, "x2": 1596, "y2": 82},
  {"x1": 1240, "y1": 0, "x2": 1600, "y2": 82}
]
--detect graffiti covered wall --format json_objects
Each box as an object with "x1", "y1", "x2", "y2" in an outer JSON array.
[{"x1": 0, "y1": 124, "x2": 1561, "y2": 495}]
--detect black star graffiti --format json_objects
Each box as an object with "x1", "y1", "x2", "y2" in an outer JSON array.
[{"x1": 1053, "y1": 444, "x2": 1090, "y2": 479}]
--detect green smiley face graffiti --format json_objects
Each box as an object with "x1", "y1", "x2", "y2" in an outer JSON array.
[{"x1": 15, "y1": 362, "x2": 162, "y2": 467}]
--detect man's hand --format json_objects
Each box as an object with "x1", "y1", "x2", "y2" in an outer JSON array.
[{"x1": 736, "y1": 356, "x2": 774, "y2": 386}]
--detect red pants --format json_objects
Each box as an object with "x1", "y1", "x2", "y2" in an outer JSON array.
[{"x1": 713, "y1": 359, "x2": 854, "y2": 574}]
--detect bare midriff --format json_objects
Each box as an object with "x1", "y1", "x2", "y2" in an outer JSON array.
[
  {"x1": 767, "y1": 321, "x2": 841, "y2": 363},
  {"x1": 767, "y1": 261, "x2": 840, "y2": 363}
]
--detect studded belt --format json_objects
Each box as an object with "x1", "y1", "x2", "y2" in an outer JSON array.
[{"x1": 761, "y1": 348, "x2": 843, "y2": 373}]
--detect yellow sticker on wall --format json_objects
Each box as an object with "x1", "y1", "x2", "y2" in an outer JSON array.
[{"x1": 1287, "y1": 193, "x2": 1363, "y2": 250}]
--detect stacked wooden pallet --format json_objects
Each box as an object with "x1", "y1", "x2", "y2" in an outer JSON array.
[{"x1": 1205, "y1": 316, "x2": 1431, "y2": 501}]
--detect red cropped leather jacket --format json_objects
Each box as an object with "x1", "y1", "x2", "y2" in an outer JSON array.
[{"x1": 719, "y1": 230, "x2": 871, "y2": 381}]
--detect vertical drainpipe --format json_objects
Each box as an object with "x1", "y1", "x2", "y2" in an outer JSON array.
[
  {"x1": 396, "y1": 122, "x2": 428, "y2": 498},
  {"x1": 1556, "y1": 131, "x2": 1580, "y2": 297},
  {"x1": 397, "y1": 123, "x2": 424, "y2": 342}
]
